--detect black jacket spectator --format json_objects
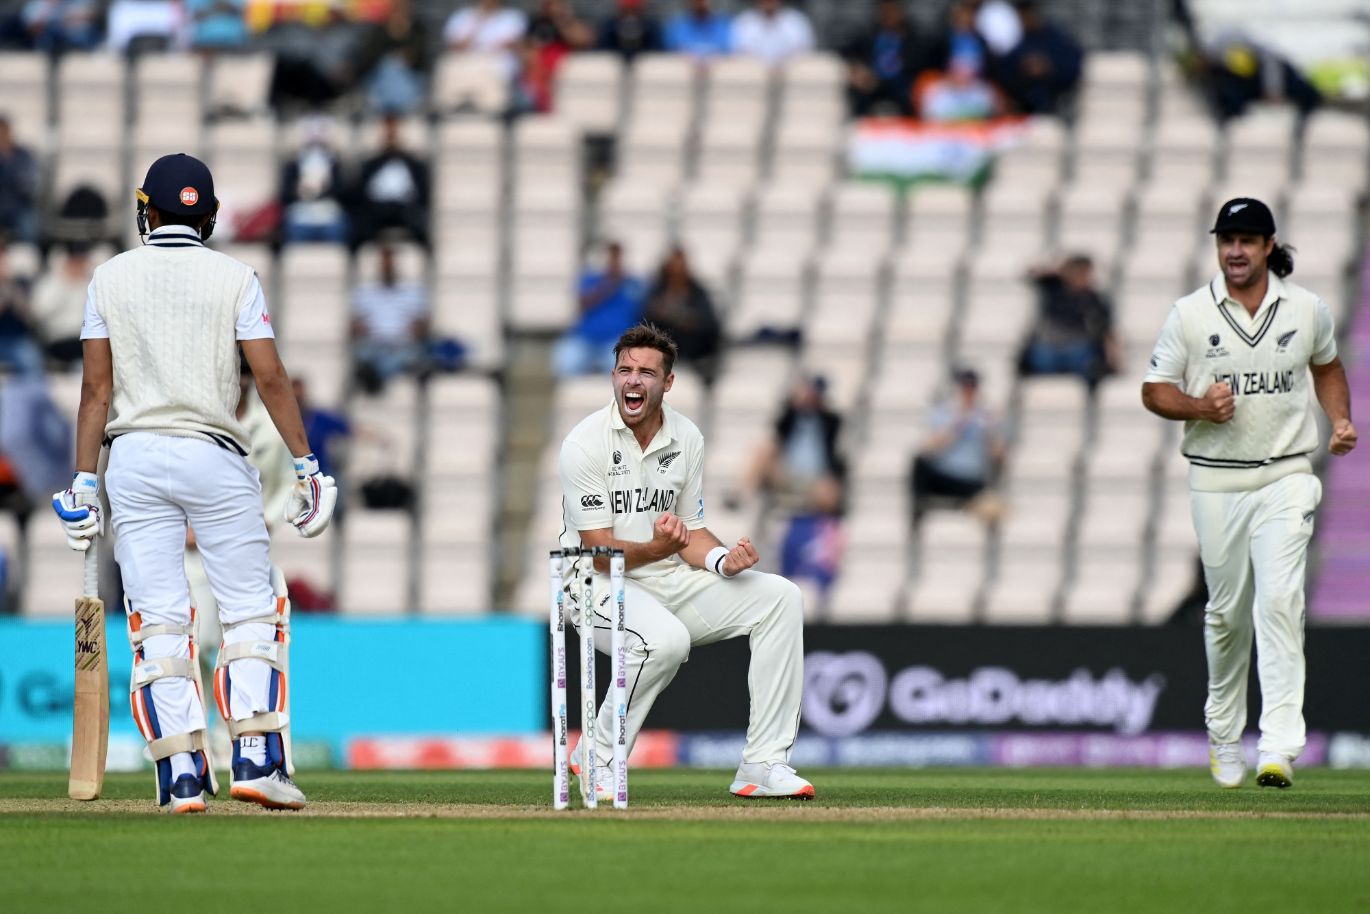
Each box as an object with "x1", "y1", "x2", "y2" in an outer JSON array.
[
  {"x1": 0, "y1": 117, "x2": 38, "y2": 244},
  {"x1": 642, "y1": 247, "x2": 721, "y2": 381},
  {"x1": 843, "y1": 0, "x2": 928, "y2": 117},
  {"x1": 597, "y1": 0, "x2": 661, "y2": 60},
  {"x1": 993, "y1": 1, "x2": 1083, "y2": 115},
  {"x1": 351, "y1": 115, "x2": 431, "y2": 249}
]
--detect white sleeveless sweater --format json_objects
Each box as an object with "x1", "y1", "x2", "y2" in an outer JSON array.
[{"x1": 91, "y1": 243, "x2": 256, "y2": 452}]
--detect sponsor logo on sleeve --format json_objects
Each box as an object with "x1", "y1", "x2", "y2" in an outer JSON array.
[{"x1": 580, "y1": 494, "x2": 605, "y2": 509}]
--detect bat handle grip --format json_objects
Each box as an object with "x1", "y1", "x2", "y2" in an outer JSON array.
[{"x1": 83, "y1": 545, "x2": 99, "y2": 598}]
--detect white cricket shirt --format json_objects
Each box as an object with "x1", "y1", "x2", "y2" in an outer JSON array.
[
  {"x1": 1145, "y1": 272, "x2": 1337, "y2": 492},
  {"x1": 559, "y1": 401, "x2": 707, "y2": 579}
]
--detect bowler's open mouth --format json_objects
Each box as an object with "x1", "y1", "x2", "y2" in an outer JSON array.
[{"x1": 623, "y1": 392, "x2": 645, "y2": 412}]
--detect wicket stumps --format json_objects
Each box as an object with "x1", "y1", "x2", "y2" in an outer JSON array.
[{"x1": 549, "y1": 546, "x2": 628, "y2": 810}]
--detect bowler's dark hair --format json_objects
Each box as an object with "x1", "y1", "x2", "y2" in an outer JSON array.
[
  {"x1": 614, "y1": 323, "x2": 678, "y2": 375},
  {"x1": 1269, "y1": 242, "x2": 1295, "y2": 278}
]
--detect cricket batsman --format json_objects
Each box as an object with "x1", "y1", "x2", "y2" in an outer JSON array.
[
  {"x1": 559, "y1": 324, "x2": 812, "y2": 799},
  {"x1": 51, "y1": 154, "x2": 337, "y2": 812},
  {"x1": 1142, "y1": 197, "x2": 1356, "y2": 789}
]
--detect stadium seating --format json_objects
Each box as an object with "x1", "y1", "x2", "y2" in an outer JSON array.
[{"x1": 3, "y1": 10, "x2": 1364, "y2": 625}]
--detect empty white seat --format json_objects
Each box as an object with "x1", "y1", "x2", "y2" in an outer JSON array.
[
  {"x1": 752, "y1": 181, "x2": 828, "y2": 251},
  {"x1": 982, "y1": 554, "x2": 1061, "y2": 624},
  {"x1": 207, "y1": 53, "x2": 274, "y2": 116},
  {"x1": 826, "y1": 182, "x2": 898, "y2": 252},
  {"x1": 729, "y1": 245, "x2": 811, "y2": 340},
  {"x1": 431, "y1": 53, "x2": 510, "y2": 115},
  {"x1": 702, "y1": 56, "x2": 772, "y2": 125},
  {"x1": 695, "y1": 116, "x2": 764, "y2": 186},
  {"x1": 678, "y1": 183, "x2": 751, "y2": 253},
  {"x1": 827, "y1": 557, "x2": 907, "y2": 623},
  {"x1": 554, "y1": 52, "x2": 624, "y2": 135},
  {"x1": 1062, "y1": 554, "x2": 1142, "y2": 624},
  {"x1": 906, "y1": 553, "x2": 984, "y2": 623},
  {"x1": 1139, "y1": 553, "x2": 1199, "y2": 624},
  {"x1": 338, "y1": 511, "x2": 413, "y2": 615},
  {"x1": 628, "y1": 53, "x2": 698, "y2": 130}
]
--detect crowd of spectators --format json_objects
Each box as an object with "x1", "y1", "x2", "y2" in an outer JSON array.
[
  {"x1": 844, "y1": 0, "x2": 1082, "y2": 120},
  {"x1": 554, "y1": 239, "x2": 720, "y2": 380},
  {"x1": 276, "y1": 113, "x2": 431, "y2": 251}
]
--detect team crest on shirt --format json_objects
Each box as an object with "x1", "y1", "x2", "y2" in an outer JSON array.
[
  {"x1": 657, "y1": 451, "x2": 682, "y2": 474},
  {"x1": 1276, "y1": 330, "x2": 1297, "y2": 352}
]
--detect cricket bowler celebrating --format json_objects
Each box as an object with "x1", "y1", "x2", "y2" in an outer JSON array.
[
  {"x1": 1142, "y1": 198, "x2": 1356, "y2": 789},
  {"x1": 51, "y1": 154, "x2": 337, "y2": 813},
  {"x1": 560, "y1": 324, "x2": 812, "y2": 799}
]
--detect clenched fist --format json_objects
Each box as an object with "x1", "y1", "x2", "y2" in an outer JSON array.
[
  {"x1": 1201, "y1": 382, "x2": 1235, "y2": 424},
  {"x1": 1330, "y1": 419, "x2": 1358, "y2": 456},
  {"x1": 721, "y1": 537, "x2": 760, "y2": 576},
  {"x1": 650, "y1": 512, "x2": 690, "y2": 558}
]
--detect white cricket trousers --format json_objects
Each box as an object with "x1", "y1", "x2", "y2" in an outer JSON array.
[
  {"x1": 106, "y1": 433, "x2": 278, "y2": 746},
  {"x1": 571, "y1": 563, "x2": 805, "y2": 767},
  {"x1": 1191, "y1": 471, "x2": 1321, "y2": 760}
]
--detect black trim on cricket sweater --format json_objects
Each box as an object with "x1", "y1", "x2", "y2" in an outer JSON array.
[
  {"x1": 1183, "y1": 450, "x2": 1312, "y2": 469},
  {"x1": 1210, "y1": 279, "x2": 1281, "y2": 348}
]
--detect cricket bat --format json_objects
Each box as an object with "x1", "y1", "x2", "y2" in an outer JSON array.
[{"x1": 69, "y1": 547, "x2": 108, "y2": 801}]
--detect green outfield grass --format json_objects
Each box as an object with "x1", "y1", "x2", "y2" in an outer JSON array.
[{"x1": 3, "y1": 769, "x2": 1369, "y2": 914}]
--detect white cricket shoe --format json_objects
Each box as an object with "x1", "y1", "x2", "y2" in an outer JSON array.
[
  {"x1": 1209, "y1": 742, "x2": 1246, "y2": 789},
  {"x1": 230, "y1": 759, "x2": 307, "y2": 810},
  {"x1": 1255, "y1": 752, "x2": 1294, "y2": 789},
  {"x1": 730, "y1": 762, "x2": 815, "y2": 799},
  {"x1": 167, "y1": 773, "x2": 209, "y2": 814},
  {"x1": 574, "y1": 764, "x2": 615, "y2": 804}
]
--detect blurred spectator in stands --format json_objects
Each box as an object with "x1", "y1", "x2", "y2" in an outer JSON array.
[
  {"x1": 910, "y1": 368, "x2": 1005, "y2": 526},
  {"x1": 0, "y1": 371, "x2": 71, "y2": 511},
  {"x1": 186, "y1": 0, "x2": 248, "y2": 53},
  {"x1": 0, "y1": 116, "x2": 38, "y2": 245},
  {"x1": 47, "y1": 184, "x2": 108, "y2": 247},
  {"x1": 444, "y1": 0, "x2": 528, "y2": 80},
  {"x1": 20, "y1": 0, "x2": 99, "y2": 51},
  {"x1": 992, "y1": 0, "x2": 1082, "y2": 115},
  {"x1": 517, "y1": 0, "x2": 592, "y2": 114},
  {"x1": 1198, "y1": 31, "x2": 1321, "y2": 120},
  {"x1": 973, "y1": 0, "x2": 1021, "y2": 56},
  {"x1": 351, "y1": 245, "x2": 430, "y2": 392},
  {"x1": 843, "y1": 0, "x2": 926, "y2": 118},
  {"x1": 553, "y1": 240, "x2": 644, "y2": 377},
  {"x1": 0, "y1": 242, "x2": 42, "y2": 377},
  {"x1": 363, "y1": 0, "x2": 429, "y2": 115},
  {"x1": 29, "y1": 242, "x2": 93, "y2": 368},
  {"x1": 731, "y1": 0, "x2": 813, "y2": 68},
  {"x1": 280, "y1": 117, "x2": 350, "y2": 245},
  {"x1": 735, "y1": 375, "x2": 846, "y2": 514},
  {"x1": 294, "y1": 377, "x2": 351, "y2": 482},
  {"x1": 918, "y1": 0, "x2": 1000, "y2": 121},
  {"x1": 351, "y1": 113, "x2": 430, "y2": 250},
  {"x1": 598, "y1": 0, "x2": 661, "y2": 62},
  {"x1": 642, "y1": 245, "x2": 721, "y2": 383},
  {"x1": 1019, "y1": 254, "x2": 1118, "y2": 388},
  {"x1": 663, "y1": 0, "x2": 730, "y2": 61},
  {"x1": 779, "y1": 474, "x2": 844, "y2": 603}
]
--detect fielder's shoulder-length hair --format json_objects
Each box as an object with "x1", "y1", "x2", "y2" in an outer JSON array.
[
  {"x1": 613, "y1": 323, "x2": 679, "y2": 375},
  {"x1": 1269, "y1": 241, "x2": 1296, "y2": 278}
]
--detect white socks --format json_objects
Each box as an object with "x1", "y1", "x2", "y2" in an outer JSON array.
[
  {"x1": 239, "y1": 735, "x2": 267, "y2": 765},
  {"x1": 169, "y1": 752, "x2": 196, "y2": 779}
]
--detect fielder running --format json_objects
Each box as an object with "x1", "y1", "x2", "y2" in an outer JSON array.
[
  {"x1": 1142, "y1": 197, "x2": 1356, "y2": 789},
  {"x1": 52, "y1": 154, "x2": 338, "y2": 813},
  {"x1": 560, "y1": 324, "x2": 812, "y2": 799}
]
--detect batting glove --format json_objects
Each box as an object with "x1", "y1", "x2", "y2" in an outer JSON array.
[
  {"x1": 286, "y1": 453, "x2": 337, "y2": 538},
  {"x1": 51, "y1": 471, "x2": 103, "y2": 552}
]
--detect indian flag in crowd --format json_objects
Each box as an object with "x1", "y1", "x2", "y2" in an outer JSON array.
[{"x1": 847, "y1": 117, "x2": 1030, "y2": 186}]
